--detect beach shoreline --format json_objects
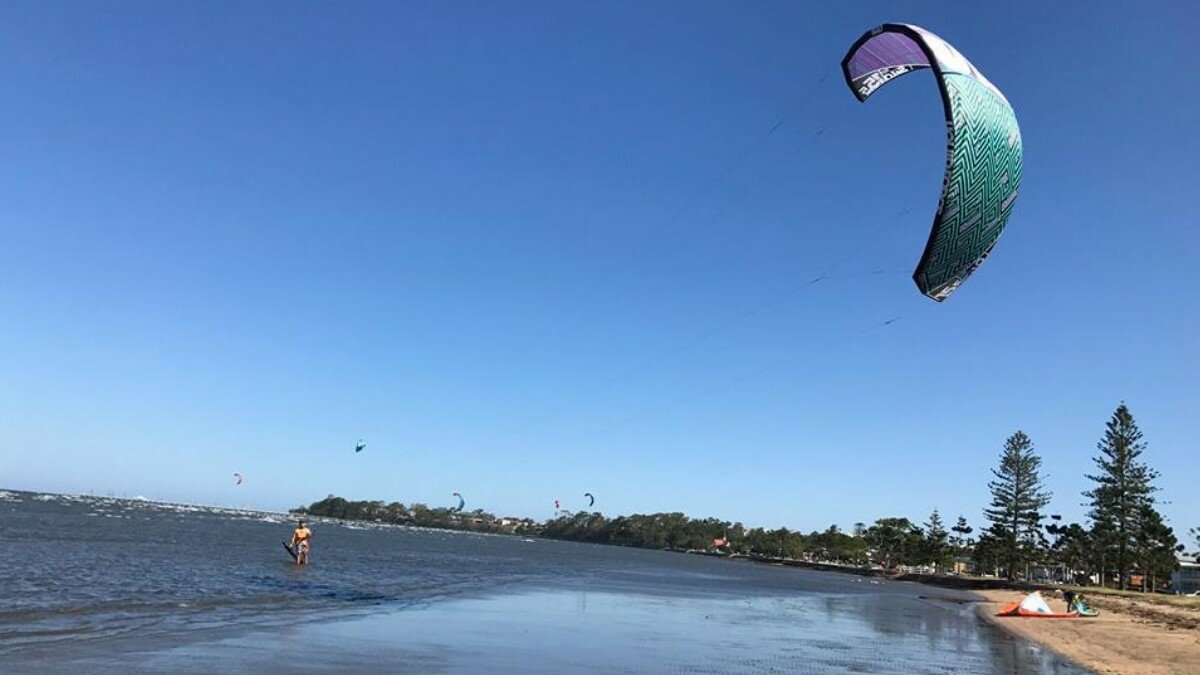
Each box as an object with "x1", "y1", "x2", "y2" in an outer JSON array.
[
  {"x1": 973, "y1": 589, "x2": 1200, "y2": 675},
  {"x1": 1, "y1": 582, "x2": 1084, "y2": 675},
  {"x1": 718, "y1": 554, "x2": 1200, "y2": 674}
]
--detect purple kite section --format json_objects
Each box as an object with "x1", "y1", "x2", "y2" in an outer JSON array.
[{"x1": 844, "y1": 31, "x2": 929, "y2": 79}]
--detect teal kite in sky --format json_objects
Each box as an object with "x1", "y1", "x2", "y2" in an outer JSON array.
[{"x1": 842, "y1": 23, "x2": 1022, "y2": 301}]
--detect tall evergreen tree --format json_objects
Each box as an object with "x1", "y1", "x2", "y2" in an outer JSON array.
[
  {"x1": 951, "y1": 516, "x2": 973, "y2": 547},
  {"x1": 950, "y1": 516, "x2": 974, "y2": 572},
  {"x1": 984, "y1": 430, "x2": 1051, "y2": 581},
  {"x1": 1044, "y1": 514, "x2": 1068, "y2": 582},
  {"x1": 923, "y1": 509, "x2": 952, "y2": 573},
  {"x1": 1084, "y1": 403, "x2": 1159, "y2": 589}
]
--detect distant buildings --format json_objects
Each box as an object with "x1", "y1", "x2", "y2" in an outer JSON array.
[
  {"x1": 1170, "y1": 555, "x2": 1200, "y2": 595},
  {"x1": 499, "y1": 516, "x2": 536, "y2": 531}
]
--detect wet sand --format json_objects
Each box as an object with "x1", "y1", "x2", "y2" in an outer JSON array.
[
  {"x1": 976, "y1": 590, "x2": 1200, "y2": 675},
  {"x1": 7, "y1": 586, "x2": 1087, "y2": 674}
]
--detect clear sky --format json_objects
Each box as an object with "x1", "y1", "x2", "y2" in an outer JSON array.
[{"x1": 1, "y1": 2, "x2": 1196, "y2": 535}]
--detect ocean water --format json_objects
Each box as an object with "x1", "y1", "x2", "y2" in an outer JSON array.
[{"x1": 0, "y1": 490, "x2": 1087, "y2": 673}]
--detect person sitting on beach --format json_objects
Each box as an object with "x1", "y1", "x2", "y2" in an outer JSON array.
[{"x1": 291, "y1": 519, "x2": 313, "y2": 565}]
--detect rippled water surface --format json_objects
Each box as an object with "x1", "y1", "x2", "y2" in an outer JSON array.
[{"x1": 0, "y1": 490, "x2": 1088, "y2": 673}]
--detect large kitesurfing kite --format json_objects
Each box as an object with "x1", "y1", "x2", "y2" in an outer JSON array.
[
  {"x1": 452, "y1": 492, "x2": 465, "y2": 513},
  {"x1": 842, "y1": 23, "x2": 1022, "y2": 301},
  {"x1": 234, "y1": 472, "x2": 244, "y2": 485},
  {"x1": 584, "y1": 492, "x2": 595, "y2": 508}
]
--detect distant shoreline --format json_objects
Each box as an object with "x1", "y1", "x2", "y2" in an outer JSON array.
[{"x1": 0, "y1": 487, "x2": 293, "y2": 519}]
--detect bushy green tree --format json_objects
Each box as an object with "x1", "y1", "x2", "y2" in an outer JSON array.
[
  {"x1": 808, "y1": 525, "x2": 868, "y2": 564},
  {"x1": 865, "y1": 517, "x2": 924, "y2": 569},
  {"x1": 1055, "y1": 523, "x2": 1094, "y2": 585},
  {"x1": 971, "y1": 532, "x2": 1003, "y2": 577},
  {"x1": 1134, "y1": 504, "x2": 1179, "y2": 592}
]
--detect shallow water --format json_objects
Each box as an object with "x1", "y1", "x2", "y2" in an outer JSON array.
[{"x1": 0, "y1": 490, "x2": 1088, "y2": 673}]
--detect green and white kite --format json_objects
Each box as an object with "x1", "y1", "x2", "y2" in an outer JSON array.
[{"x1": 842, "y1": 23, "x2": 1023, "y2": 301}]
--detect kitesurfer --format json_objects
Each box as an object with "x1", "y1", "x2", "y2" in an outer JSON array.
[{"x1": 291, "y1": 518, "x2": 313, "y2": 565}]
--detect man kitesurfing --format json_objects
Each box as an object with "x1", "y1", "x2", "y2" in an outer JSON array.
[{"x1": 284, "y1": 518, "x2": 313, "y2": 565}]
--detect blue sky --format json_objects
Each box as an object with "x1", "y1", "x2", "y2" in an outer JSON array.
[{"x1": 1, "y1": 2, "x2": 1196, "y2": 536}]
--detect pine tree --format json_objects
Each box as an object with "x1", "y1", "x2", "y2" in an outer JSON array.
[
  {"x1": 950, "y1": 516, "x2": 974, "y2": 573},
  {"x1": 984, "y1": 430, "x2": 1051, "y2": 581},
  {"x1": 1084, "y1": 403, "x2": 1159, "y2": 590},
  {"x1": 923, "y1": 509, "x2": 951, "y2": 573},
  {"x1": 951, "y1": 516, "x2": 974, "y2": 549},
  {"x1": 1045, "y1": 514, "x2": 1067, "y2": 582}
]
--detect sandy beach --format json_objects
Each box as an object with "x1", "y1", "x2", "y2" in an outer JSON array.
[{"x1": 976, "y1": 590, "x2": 1200, "y2": 675}]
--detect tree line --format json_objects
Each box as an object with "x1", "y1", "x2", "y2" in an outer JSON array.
[
  {"x1": 296, "y1": 497, "x2": 539, "y2": 534},
  {"x1": 970, "y1": 403, "x2": 1183, "y2": 591},
  {"x1": 298, "y1": 403, "x2": 1195, "y2": 592}
]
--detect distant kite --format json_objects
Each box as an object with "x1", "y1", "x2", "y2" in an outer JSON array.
[
  {"x1": 452, "y1": 492, "x2": 465, "y2": 513},
  {"x1": 234, "y1": 473, "x2": 244, "y2": 485},
  {"x1": 354, "y1": 440, "x2": 366, "y2": 453},
  {"x1": 842, "y1": 23, "x2": 1022, "y2": 301},
  {"x1": 584, "y1": 492, "x2": 595, "y2": 508}
]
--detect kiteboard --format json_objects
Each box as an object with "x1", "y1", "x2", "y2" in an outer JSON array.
[{"x1": 282, "y1": 540, "x2": 298, "y2": 562}]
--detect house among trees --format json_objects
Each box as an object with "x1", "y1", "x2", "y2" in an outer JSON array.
[{"x1": 1171, "y1": 556, "x2": 1200, "y2": 595}]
